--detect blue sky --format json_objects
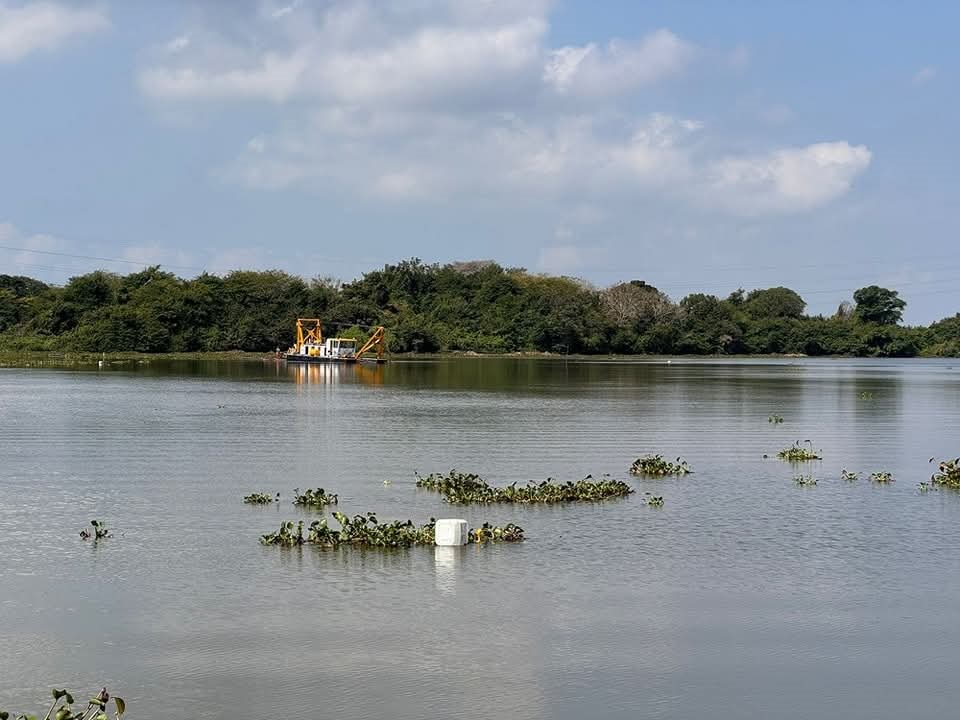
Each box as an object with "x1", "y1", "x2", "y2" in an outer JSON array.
[{"x1": 0, "y1": 0, "x2": 957, "y2": 323}]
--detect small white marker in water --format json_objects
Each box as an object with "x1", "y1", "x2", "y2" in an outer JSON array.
[{"x1": 435, "y1": 518, "x2": 468, "y2": 546}]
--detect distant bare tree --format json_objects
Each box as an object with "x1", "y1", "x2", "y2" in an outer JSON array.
[
  {"x1": 834, "y1": 300, "x2": 854, "y2": 320},
  {"x1": 601, "y1": 281, "x2": 675, "y2": 326},
  {"x1": 448, "y1": 260, "x2": 496, "y2": 274},
  {"x1": 311, "y1": 275, "x2": 342, "y2": 292}
]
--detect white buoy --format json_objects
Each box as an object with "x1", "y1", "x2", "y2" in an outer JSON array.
[{"x1": 435, "y1": 518, "x2": 469, "y2": 546}]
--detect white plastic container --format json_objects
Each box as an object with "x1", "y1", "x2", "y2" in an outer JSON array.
[{"x1": 435, "y1": 518, "x2": 469, "y2": 546}]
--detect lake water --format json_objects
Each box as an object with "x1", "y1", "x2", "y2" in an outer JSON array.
[{"x1": 2, "y1": 357, "x2": 960, "y2": 719}]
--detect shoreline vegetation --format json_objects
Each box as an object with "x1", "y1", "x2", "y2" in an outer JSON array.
[
  {"x1": 1, "y1": 348, "x2": 956, "y2": 370},
  {"x1": 2, "y1": 259, "x2": 958, "y2": 358}
]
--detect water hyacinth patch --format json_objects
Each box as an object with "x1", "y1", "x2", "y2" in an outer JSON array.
[
  {"x1": 415, "y1": 470, "x2": 633, "y2": 504},
  {"x1": 243, "y1": 492, "x2": 277, "y2": 504},
  {"x1": 768, "y1": 414, "x2": 785, "y2": 424},
  {"x1": 776, "y1": 441, "x2": 822, "y2": 462},
  {"x1": 793, "y1": 475, "x2": 817, "y2": 486},
  {"x1": 1, "y1": 686, "x2": 125, "y2": 720},
  {"x1": 930, "y1": 458, "x2": 960, "y2": 489},
  {"x1": 644, "y1": 494, "x2": 665, "y2": 507},
  {"x1": 292, "y1": 487, "x2": 339, "y2": 507},
  {"x1": 841, "y1": 469, "x2": 860, "y2": 481},
  {"x1": 870, "y1": 471, "x2": 894, "y2": 484},
  {"x1": 260, "y1": 511, "x2": 523, "y2": 548},
  {"x1": 629, "y1": 455, "x2": 692, "y2": 477}
]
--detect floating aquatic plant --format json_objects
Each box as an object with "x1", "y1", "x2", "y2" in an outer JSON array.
[
  {"x1": 859, "y1": 391, "x2": 874, "y2": 400},
  {"x1": 768, "y1": 414, "x2": 785, "y2": 424},
  {"x1": 644, "y1": 494, "x2": 665, "y2": 507},
  {"x1": 918, "y1": 481, "x2": 933, "y2": 493},
  {"x1": 292, "y1": 487, "x2": 339, "y2": 507},
  {"x1": 930, "y1": 458, "x2": 960, "y2": 489},
  {"x1": 629, "y1": 455, "x2": 692, "y2": 477},
  {"x1": 840, "y1": 469, "x2": 860, "y2": 481},
  {"x1": 793, "y1": 475, "x2": 817, "y2": 486},
  {"x1": 870, "y1": 471, "x2": 894, "y2": 484},
  {"x1": 776, "y1": 441, "x2": 822, "y2": 462},
  {"x1": 1, "y1": 686, "x2": 125, "y2": 720},
  {"x1": 260, "y1": 511, "x2": 523, "y2": 548},
  {"x1": 79, "y1": 520, "x2": 111, "y2": 541},
  {"x1": 415, "y1": 470, "x2": 633, "y2": 504},
  {"x1": 469, "y1": 522, "x2": 525, "y2": 543},
  {"x1": 243, "y1": 492, "x2": 278, "y2": 504}
]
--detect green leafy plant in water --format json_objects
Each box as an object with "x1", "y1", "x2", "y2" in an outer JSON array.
[
  {"x1": 1, "y1": 687, "x2": 125, "y2": 720},
  {"x1": 469, "y1": 522, "x2": 525, "y2": 543},
  {"x1": 859, "y1": 391, "x2": 874, "y2": 400},
  {"x1": 261, "y1": 511, "x2": 523, "y2": 548},
  {"x1": 793, "y1": 475, "x2": 817, "y2": 486},
  {"x1": 776, "y1": 440, "x2": 822, "y2": 463},
  {"x1": 870, "y1": 471, "x2": 894, "y2": 484},
  {"x1": 261, "y1": 520, "x2": 305, "y2": 546},
  {"x1": 930, "y1": 457, "x2": 960, "y2": 489},
  {"x1": 292, "y1": 487, "x2": 339, "y2": 507},
  {"x1": 243, "y1": 492, "x2": 278, "y2": 504},
  {"x1": 840, "y1": 469, "x2": 860, "y2": 481},
  {"x1": 644, "y1": 494, "x2": 665, "y2": 507},
  {"x1": 918, "y1": 481, "x2": 933, "y2": 493},
  {"x1": 629, "y1": 455, "x2": 692, "y2": 477},
  {"x1": 768, "y1": 414, "x2": 785, "y2": 424},
  {"x1": 79, "y1": 520, "x2": 111, "y2": 541},
  {"x1": 416, "y1": 470, "x2": 633, "y2": 503}
]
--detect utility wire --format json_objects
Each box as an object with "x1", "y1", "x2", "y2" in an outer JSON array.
[{"x1": 0, "y1": 244, "x2": 206, "y2": 273}]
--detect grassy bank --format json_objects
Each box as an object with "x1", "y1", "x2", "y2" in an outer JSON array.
[{"x1": 0, "y1": 350, "x2": 273, "y2": 368}]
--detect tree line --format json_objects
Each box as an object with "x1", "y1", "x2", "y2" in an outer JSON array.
[{"x1": 1, "y1": 260, "x2": 958, "y2": 356}]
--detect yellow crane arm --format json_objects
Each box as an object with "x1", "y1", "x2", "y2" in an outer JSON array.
[{"x1": 357, "y1": 326, "x2": 386, "y2": 360}]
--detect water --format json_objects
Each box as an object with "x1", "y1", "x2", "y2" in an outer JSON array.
[{"x1": 2, "y1": 357, "x2": 960, "y2": 719}]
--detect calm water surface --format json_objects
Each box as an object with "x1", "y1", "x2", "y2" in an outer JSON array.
[{"x1": 2, "y1": 357, "x2": 960, "y2": 719}]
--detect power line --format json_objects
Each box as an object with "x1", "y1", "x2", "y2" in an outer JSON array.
[{"x1": 0, "y1": 244, "x2": 206, "y2": 273}]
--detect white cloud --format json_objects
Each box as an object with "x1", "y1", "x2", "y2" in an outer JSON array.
[
  {"x1": 912, "y1": 65, "x2": 937, "y2": 86},
  {"x1": 706, "y1": 141, "x2": 872, "y2": 215},
  {"x1": 544, "y1": 29, "x2": 696, "y2": 97},
  {"x1": 0, "y1": 2, "x2": 108, "y2": 64},
  {"x1": 140, "y1": 1, "x2": 871, "y2": 218},
  {"x1": 0, "y1": 221, "x2": 71, "y2": 276},
  {"x1": 140, "y1": 4, "x2": 547, "y2": 107}
]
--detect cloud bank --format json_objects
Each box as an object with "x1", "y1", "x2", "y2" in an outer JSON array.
[
  {"x1": 139, "y1": 0, "x2": 871, "y2": 217},
  {"x1": 0, "y1": 2, "x2": 107, "y2": 63}
]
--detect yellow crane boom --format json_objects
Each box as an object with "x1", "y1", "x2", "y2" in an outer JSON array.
[{"x1": 357, "y1": 326, "x2": 386, "y2": 361}]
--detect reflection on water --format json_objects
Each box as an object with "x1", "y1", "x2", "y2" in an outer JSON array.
[
  {"x1": 433, "y1": 545, "x2": 459, "y2": 595},
  {"x1": 289, "y1": 361, "x2": 385, "y2": 385},
  {"x1": 1, "y1": 357, "x2": 960, "y2": 719}
]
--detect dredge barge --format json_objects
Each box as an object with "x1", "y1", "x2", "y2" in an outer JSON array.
[{"x1": 282, "y1": 318, "x2": 386, "y2": 364}]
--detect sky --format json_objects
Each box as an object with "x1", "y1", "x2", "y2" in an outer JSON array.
[{"x1": 0, "y1": 0, "x2": 958, "y2": 324}]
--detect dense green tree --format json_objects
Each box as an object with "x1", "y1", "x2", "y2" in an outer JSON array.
[
  {"x1": 0, "y1": 274, "x2": 48, "y2": 298},
  {"x1": 743, "y1": 287, "x2": 806, "y2": 320},
  {"x1": 0, "y1": 263, "x2": 956, "y2": 357},
  {"x1": 675, "y1": 294, "x2": 743, "y2": 354},
  {"x1": 853, "y1": 285, "x2": 906, "y2": 325},
  {"x1": 0, "y1": 289, "x2": 20, "y2": 332}
]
